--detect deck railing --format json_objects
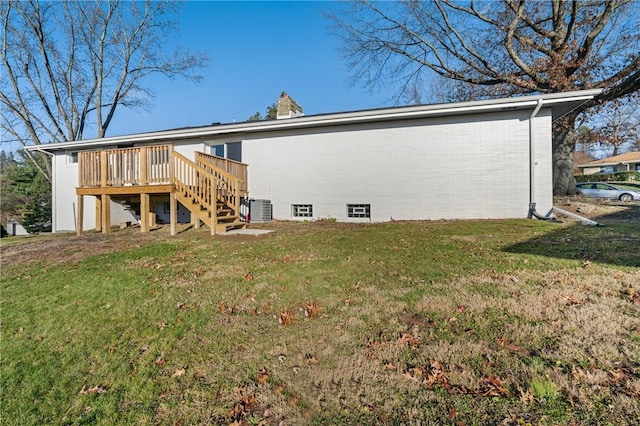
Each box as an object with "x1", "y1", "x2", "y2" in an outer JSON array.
[
  {"x1": 172, "y1": 152, "x2": 216, "y2": 211},
  {"x1": 78, "y1": 145, "x2": 172, "y2": 187},
  {"x1": 196, "y1": 152, "x2": 248, "y2": 194}
]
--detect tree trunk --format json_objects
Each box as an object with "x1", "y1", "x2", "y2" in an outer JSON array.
[{"x1": 552, "y1": 114, "x2": 579, "y2": 196}]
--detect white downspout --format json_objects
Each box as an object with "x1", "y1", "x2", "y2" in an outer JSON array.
[
  {"x1": 527, "y1": 101, "x2": 600, "y2": 225},
  {"x1": 528, "y1": 99, "x2": 545, "y2": 219}
]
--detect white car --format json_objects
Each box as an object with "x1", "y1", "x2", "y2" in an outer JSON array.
[{"x1": 576, "y1": 182, "x2": 640, "y2": 202}]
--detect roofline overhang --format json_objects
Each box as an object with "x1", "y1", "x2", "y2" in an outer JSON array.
[
  {"x1": 26, "y1": 89, "x2": 602, "y2": 153},
  {"x1": 578, "y1": 161, "x2": 638, "y2": 168}
]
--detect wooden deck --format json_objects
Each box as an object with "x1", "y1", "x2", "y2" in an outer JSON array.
[{"x1": 76, "y1": 145, "x2": 249, "y2": 236}]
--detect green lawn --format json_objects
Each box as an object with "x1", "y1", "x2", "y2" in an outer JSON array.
[{"x1": 2, "y1": 220, "x2": 639, "y2": 425}]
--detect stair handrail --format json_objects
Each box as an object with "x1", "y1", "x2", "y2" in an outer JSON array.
[
  {"x1": 171, "y1": 151, "x2": 217, "y2": 215},
  {"x1": 195, "y1": 154, "x2": 242, "y2": 216},
  {"x1": 196, "y1": 152, "x2": 248, "y2": 194}
]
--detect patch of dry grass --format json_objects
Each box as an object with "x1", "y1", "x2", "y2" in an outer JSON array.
[{"x1": 1, "y1": 220, "x2": 639, "y2": 425}]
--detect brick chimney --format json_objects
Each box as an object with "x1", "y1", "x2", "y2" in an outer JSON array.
[{"x1": 276, "y1": 92, "x2": 303, "y2": 119}]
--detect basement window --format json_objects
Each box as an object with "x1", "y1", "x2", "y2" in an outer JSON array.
[
  {"x1": 292, "y1": 204, "x2": 313, "y2": 218},
  {"x1": 347, "y1": 204, "x2": 370, "y2": 219}
]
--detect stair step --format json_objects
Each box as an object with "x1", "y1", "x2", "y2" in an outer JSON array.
[
  {"x1": 217, "y1": 215, "x2": 239, "y2": 223},
  {"x1": 216, "y1": 220, "x2": 247, "y2": 233}
]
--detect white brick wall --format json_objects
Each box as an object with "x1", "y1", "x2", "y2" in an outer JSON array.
[
  {"x1": 243, "y1": 109, "x2": 553, "y2": 221},
  {"x1": 50, "y1": 108, "x2": 553, "y2": 230}
]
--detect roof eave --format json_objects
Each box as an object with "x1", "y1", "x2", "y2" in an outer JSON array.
[{"x1": 25, "y1": 89, "x2": 603, "y2": 153}]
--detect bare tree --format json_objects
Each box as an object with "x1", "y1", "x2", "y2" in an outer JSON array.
[
  {"x1": 329, "y1": 0, "x2": 640, "y2": 194},
  {"x1": 576, "y1": 94, "x2": 640, "y2": 156},
  {"x1": 0, "y1": 0, "x2": 208, "y2": 181}
]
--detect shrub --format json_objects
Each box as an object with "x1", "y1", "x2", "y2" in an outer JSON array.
[{"x1": 575, "y1": 171, "x2": 640, "y2": 183}]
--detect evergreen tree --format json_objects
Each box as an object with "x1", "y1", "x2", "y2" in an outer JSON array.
[{"x1": 0, "y1": 151, "x2": 51, "y2": 234}]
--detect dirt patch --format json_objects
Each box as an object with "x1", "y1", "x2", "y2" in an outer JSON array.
[
  {"x1": 554, "y1": 196, "x2": 640, "y2": 223},
  {"x1": 0, "y1": 224, "x2": 277, "y2": 267},
  {"x1": 0, "y1": 225, "x2": 194, "y2": 267}
]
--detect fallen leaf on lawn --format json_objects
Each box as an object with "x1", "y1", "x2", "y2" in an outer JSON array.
[
  {"x1": 564, "y1": 296, "x2": 584, "y2": 306},
  {"x1": 277, "y1": 310, "x2": 294, "y2": 326},
  {"x1": 457, "y1": 305, "x2": 467, "y2": 312},
  {"x1": 176, "y1": 302, "x2": 185, "y2": 310},
  {"x1": 497, "y1": 337, "x2": 529, "y2": 356},
  {"x1": 171, "y1": 368, "x2": 185, "y2": 378},
  {"x1": 243, "y1": 272, "x2": 254, "y2": 281},
  {"x1": 79, "y1": 385, "x2": 107, "y2": 395},
  {"x1": 621, "y1": 285, "x2": 640, "y2": 305},
  {"x1": 257, "y1": 367, "x2": 269, "y2": 384},
  {"x1": 402, "y1": 368, "x2": 422, "y2": 382},
  {"x1": 519, "y1": 386, "x2": 534, "y2": 404},
  {"x1": 479, "y1": 374, "x2": 508, "y2": 396},
  {"x1": 385, "y1": 362, "x2": 396, "y2": 370},
  {"x1": 304, "y1": 302, "x2": 319, "y2": 319},
  {"x1": 228, "y1": 394, "x2": 256, "y2": 422},
  {"x1": 448, "y1": 407, "x2": 457, "y2": 420},
  {"x1": 397, "y1": 333, "x2": 421, "y2": 347},
  {"x1": 155, "y1": 357, "x2": 166, "y2": 366},
  {"x1": 305, "y1": 354, "x2": 320, "y2": 364}
]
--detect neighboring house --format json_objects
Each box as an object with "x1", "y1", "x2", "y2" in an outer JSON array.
[
  {"x1": 25, "y1": 90, "x2": 600, "y2": 236},
  {"x1": 573, "y1": 151, "x2": 596, "y2": 174},
  {"x1": 577, "y1": 152, "x2": 640, "y2": 175}
]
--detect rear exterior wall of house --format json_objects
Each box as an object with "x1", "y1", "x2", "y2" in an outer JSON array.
[
  {"x1": 49, "y1": 108, "x2": 553, "y2": 231},
  {"x1": 242, "y1": 109, "x2": 553, "y2": 222}
]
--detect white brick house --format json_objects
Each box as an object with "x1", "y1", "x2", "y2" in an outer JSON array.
[{"x1": 26, "y1": 90, "x2": 600, "y2": 234}]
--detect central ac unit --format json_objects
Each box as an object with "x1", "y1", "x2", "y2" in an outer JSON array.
[{"x1": 249, "y1": 199, "x2": 272, "y2": 222}]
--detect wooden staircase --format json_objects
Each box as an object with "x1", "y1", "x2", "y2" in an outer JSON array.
[{"x1": 172, "y1": 151, "x2": 247, "y2": 234}]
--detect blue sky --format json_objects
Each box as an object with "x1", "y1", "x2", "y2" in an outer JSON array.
[{"x1": 108, "y1": 1, "x2": 395, "y2": 137}]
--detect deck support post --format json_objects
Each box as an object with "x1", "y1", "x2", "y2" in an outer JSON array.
[
  {"x1": 101, "y1": 194, "x2": 111, "y2": 234},
  {"x1": 192, "y1": 214, "x2": 200, "y2": 229},
  {"x1": 77, "y1": 194, "x2": 84, "y2": 236},
  {"x1": 140, "y1": 193, "x2": 150, "y2": 233},
  {"x1": 170, "y1": 191, "x2": 177, "y2": 236},
  {"x1": 95, "y1": 196, "x2": 102, "y2": 232}
]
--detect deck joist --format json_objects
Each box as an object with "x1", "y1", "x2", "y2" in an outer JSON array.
[{"x1": 76, "y1": 184, "x2": 175, "y2": 196}]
